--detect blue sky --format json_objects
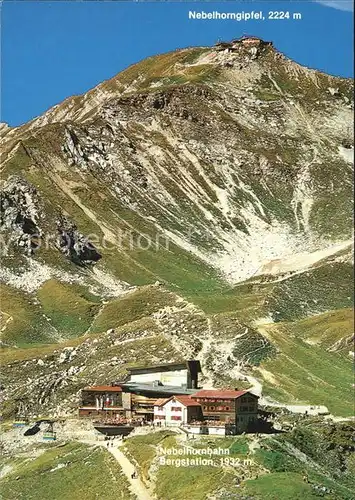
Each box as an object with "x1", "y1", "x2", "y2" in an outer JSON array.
[{"x1": 1, "y1": 1, "x2": 353, "y2": 127}]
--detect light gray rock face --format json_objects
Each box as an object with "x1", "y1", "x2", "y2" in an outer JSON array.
[
  {"x1": 0, "y1": 176, "x2": 42, "y2": 256},
  {"x1": 0, "y1": 177, "x2": 101, "y2": 264}
]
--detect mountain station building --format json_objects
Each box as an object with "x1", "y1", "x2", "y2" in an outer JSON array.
[
  {"x1": 78, "y1": 361, "x2": 259, "y2": 434},
  {"x1": 78, "y1": 360, "x2": 202, "y2": 420},
  {"x1": 153, "y1": 389, "x2": 259, "y2": 434}
]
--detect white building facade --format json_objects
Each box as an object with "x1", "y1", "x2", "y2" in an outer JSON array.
[{"x1": 153, "y1": 396, "x2": 202, "y2": 426}]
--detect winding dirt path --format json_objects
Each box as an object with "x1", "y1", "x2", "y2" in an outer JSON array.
[
  {"x1": 108, "y1": 445, "x2": 152, "y2": 500},
  {"x1": 80, "y1": 439, "x2": 152, "y2": 500}
]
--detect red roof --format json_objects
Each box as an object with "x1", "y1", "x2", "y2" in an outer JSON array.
[
  {"x1": 191, "y1": 390, "x2": 248, "y2": 400},
  {"x1": 84, "y1": 385, "x2": 122, "y2": 392},
  {"x1": 154, "y1": 396, "x2": 201, "y2": 408},
  {"x1": 174, "y1": 396, "x2": 201, "y2": 408}
]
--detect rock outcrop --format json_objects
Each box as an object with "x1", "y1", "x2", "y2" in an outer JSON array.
[
  {"x1": 56, "y1": 216, "x2": 101, "y2": 265},
  {"x1": 0, "y1": 176, "x2": 42, "y2": 256}
]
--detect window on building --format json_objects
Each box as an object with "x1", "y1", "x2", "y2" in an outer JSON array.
[
  {"x1": 249, "y1": 406, "x2": 255, "y2": 412},
  {"x1": 171, "y1": 415, "x2": 181, "y2": 421},
  {"x1": 203, "y1": 406, "x2": 207, "y2": 410},
  {"x1": 225, "y1": 407, "x2": 230, "y2": 411}
]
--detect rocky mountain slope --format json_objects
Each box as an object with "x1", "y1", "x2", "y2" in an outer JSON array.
[{"x1": 1, "y1": 38, "x2": 353, "y2": 417}]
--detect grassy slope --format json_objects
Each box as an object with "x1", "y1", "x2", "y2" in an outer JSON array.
[
  {"x1": 90, "y1": 285, "x2": 177, "y2": 333},
  {"x1": 2, "y1": 423, "x2": 353, "y2": 500},
  {"x1": 1, "y1": 274, "x2": 353, "y2": 415},
  {"x1": 258, "y1": 322, "x2": 353, "y2": 416},
  {"x1": 120, "y1": 423, "x2": 355, "y2": 500},
  {"x1": 124, "y1": 432, "x2": 250, "y2": 500},
  {"x1": 244, "y1": 473, "x2": 319, "y2": 500},
  {"x1": 0, "y1": 284, "x2": 54, "y2": 346},
  {"x1": 123, "y1": 430, "x2": 176, "y2": 481},
  {"x1": 288, "y1": 308, "x2": 354, "y2": 353},
  {"x1": 0, "y1": 442, "x2": 133, "y2": 500},
  {"x1": 37, "y1": 280, "x2": 101, "y2": 338},
  {"x1": 0, "y1": 280, "x2": 101, "y2": 347},
  {"x1": 190, "y1": 260, "x2": 354, "y2": 318},
  {"x1": 249, "y1": 424, "x2": 355, "y2": 500},
  {"x1": 185, "y1": 263, "x2": 354, "y2": 415}
]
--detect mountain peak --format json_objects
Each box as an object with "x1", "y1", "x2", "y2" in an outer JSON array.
[
  {"x1": 5, "y1": 38, "x2": 352, "y2": 142},
  {"x1": 1, "y1": 36, "x2": 353, "y2": 289},
  {"x1": 1, "y1": 38, "x2": 353, "y2": 431}
]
